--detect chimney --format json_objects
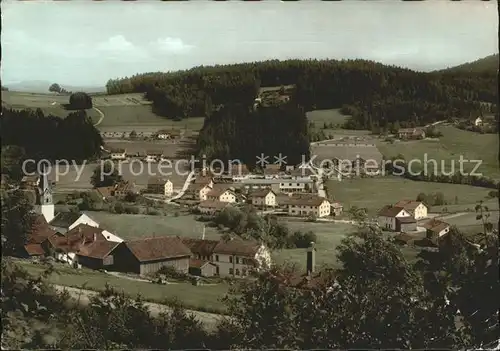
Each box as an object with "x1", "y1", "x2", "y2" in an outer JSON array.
[{"x1": 306, "y1": 242, "x2": 316, "y2": 274}]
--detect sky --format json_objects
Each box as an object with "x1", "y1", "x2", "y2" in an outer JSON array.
[{"x1": 1, "y1": 0, "x2": 498, "y2": 87}]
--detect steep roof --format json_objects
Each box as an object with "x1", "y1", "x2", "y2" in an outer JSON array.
[
  {"x1": 213, "y1": 238, "x2": 262, "y2": 257},
  {"x1": 189, "y1": 258, "x2": 216, "y2": 269},
  {"x1": 249, "y1": 188, "x2": 275, "y2": 198},
  {"x1": 50, "y1": 224, "x2": 106, "y2": 253},
  {"x1": 207, "y1": 187, "x2": 235, "y2": 198},
  {"x1": 28, "y1": 214, "x2": 58, "y2": 244},
  {"x1": 422, "y1": 219, "x2": 450, "y2": 233},
  {"x1": 394, "y1": 200, "x2": 425, "y2": 211},
  {"x1": 182, "y1": 238, "x2": 219, "y2": 256},
  {"x1": 24, "y1": 243, "x2": 45, "y2": 256},
  {"x1": 287, "y1": 195, "x2": 329, "y2": 207},
  {"x1": 125, "y1": 236, "x2": 192, "y2": 262},
  {"x1": 378, "y1": 205, "x2": 406, "y2": 217},
  {"x1": 77, "y1": 240, "x2": 120, "y2": 259},
  {"x1": 49, "y1": 212, "x2": 82, "y2": 228}
]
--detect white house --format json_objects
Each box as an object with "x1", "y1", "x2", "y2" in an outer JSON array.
[
  {"x1": 287, "y1": 195, "x2": 331, "y2": 218},
  {"x1": 279, "y1": 179, "x2": 314, "y2": 193},
  {"x1": 212, "y1": 238, "x2": 271, "y2": 277},
  {"x1": 377, "y1": 205, "x2": 412, "y2": 231},
  {"x1": 394, "y1": 200, "x2": 428, "y2": 220},
  {"x1": 49, "y1": 212, "x2": 99, "y2": 234},
  {"x1": 207, "y1": 188, "x2": 237, "y2": 203},
  {"x1": 249, "y1": 188, "x2": 277, "y2": 208},
  {"x1": 147, "y1": 177, "x2": 173, "y2": 196},
  {"x1": 423, "y1": 219, "x2": 451, "y2": 242},
  {"x1": 110, "y1": 148, "x2": 127, "y2": 160}
]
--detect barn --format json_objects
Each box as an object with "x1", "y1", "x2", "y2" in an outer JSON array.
[
  {"x1": 111, "y1": 236, "x2": 192, "y2": 276},
  {"x1": 395, "y1": 216, "x2": 417, "y2": 232},
  {"x1": 189, "y1": 259, "x2": 218, "y2": 277},
  {"x1": 76, "y1": 240, "x2": 121, "y2": 270}
]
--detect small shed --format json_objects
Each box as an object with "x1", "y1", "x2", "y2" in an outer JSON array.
[
  {"x1": 395, "y1": 216, "x2": 417, "y2": 232},
  {"x1": 188, "y1": 259, "x2": 217, "y2": 277}
]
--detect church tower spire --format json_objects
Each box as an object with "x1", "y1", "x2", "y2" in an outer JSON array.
[{"x1": 35, "y1": 164, "x2": 55, "y2": 223}]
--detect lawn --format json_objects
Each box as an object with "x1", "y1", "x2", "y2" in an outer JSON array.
[
  {"x1": 444, "y1": 211, "x2": 499, "y2": 234},
  {"x1": 83, "y1": 211, "x2": 221, "y2": 241},
  {"x1": 326, "y1": 176, "x2": 496, "y2": 215},
  {"x1": 376, "y1": 125, "x2": 499, "y2": 179},
  {"x1": 15, "y1": 260, "x2": 229, "y2": 314}
]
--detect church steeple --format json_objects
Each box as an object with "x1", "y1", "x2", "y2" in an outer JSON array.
[{"x1": 35, "y1": 164, "x2": 54, "y2": 223}]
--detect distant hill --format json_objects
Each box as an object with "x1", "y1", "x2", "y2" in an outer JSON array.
[
  {"x1": 438, "y1": 54, "x2": 499, "y2": 74},
  {"x1": 4, "y1": 80, "x2": 106, "y2": 94}
]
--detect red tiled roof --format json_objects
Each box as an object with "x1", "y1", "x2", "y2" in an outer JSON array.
[
  {"x1": 24, "y1": 243, "x2": 45, "y2": 256},
  {"x1": 378, "y1": 205, "x2": 406, "y2": 217},
  {"x1": 182, "y1": 238, "x2": 219, "y2": 256},
  {"x1": 50, "y1": 224, "x2": 105, "y2": 253},
  {"x1": 422, "y1": 219, "x2": 450, "y2": 233},
  {"x1": 249, "y1": 188, "x2": 275, "y2": 198},
  {"x1": 213, "y1": 238, "x2": 262, "y2": 257},
  {"x1": 28, "y1": 214, "x2": 57, "y2": 244},
  {"x1": 287, "y1": 195, "x2": 329, "y2": 207},
  {"x1": 77, "y1": 240, "x2": 120, "y2": 259},
  {"x1": 189, "y1": 258, "x2": 215, "y2": 269},
  {"x1": 125, "y1": 236, "x2": 191, "y2": 262},
  {"x1": 207, "y1": 186, "x2": 235, "y2": 198}
]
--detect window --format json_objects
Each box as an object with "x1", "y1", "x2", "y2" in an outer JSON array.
[
  {"x1": 216, "y1": 266, "x2": 219, "y2": 275},
  {"x1": 235, "y1": 269, "x2": 240, "y2": 276},
  {"x1": 229, "y1": 256, "x2": 233, "y2": 263},
  {"x1": 215, "y1": 255, "x2": 219, "y2": 262},
  {"x1": 242, "y1": 269, "x2": 247, "y2": 276},
  {"x1": 235, "y1": 257, "x2": 240, "y2": 264},
  {"x1": 229, "y1": 268, "x2": 234, "y2": 275}
]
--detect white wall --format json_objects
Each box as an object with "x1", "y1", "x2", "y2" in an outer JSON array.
[
  {"x1": 68, "y1": 214, "x2": 99, "y2": 231},
  {"x1": 102, "y1": 230, "x2": 123, "y2": 243}
]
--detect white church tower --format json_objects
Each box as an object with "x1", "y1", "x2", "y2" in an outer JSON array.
[{"x1": 34, "y1": 165, "x2": 55, "y2": 223}]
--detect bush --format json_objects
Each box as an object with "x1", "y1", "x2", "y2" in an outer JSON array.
[
  {"x1": 68, "y1": 92, "x2": 93, "y2": 110},
  {"x1": 289, "y1": 230, "x2": 317, "y2": 248},
  {"x1": 156, "y1": 265, "x2": 188, "y2": 280},
  {"x1": 487, "y1": 190, "x2": 499, "y2": 198}
]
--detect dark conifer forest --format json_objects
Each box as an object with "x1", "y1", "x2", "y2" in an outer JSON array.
[
  {"x1": 0, "y1": 108, "x2": 103, "y2": 163},
  {"x1": 105, "y1": 59, "x2": 497, "y2": 130}
]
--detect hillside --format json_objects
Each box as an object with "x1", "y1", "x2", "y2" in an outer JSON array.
[
  {"x1": 439, "y1": 54, "x2": 499, "y2": 74},
  {"x1": 105, "y1": 59, "x2": 497, "y2": 130}
]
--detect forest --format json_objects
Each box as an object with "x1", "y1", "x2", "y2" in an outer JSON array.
[
  {"x1": 0, "y1": 108, "x2": 103, "y2": 172},
  {"x1": 105, "y1": 59, "x2": 497, "y2": 129},
  {"x1": 195, "y1": 102, "x2": 310, "y2": 164}
]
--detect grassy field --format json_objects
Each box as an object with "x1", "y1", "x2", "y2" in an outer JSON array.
[
  {"x1": 15, "y1": 260, "x2": 228, "y2": 313},
  {"x1": 444, "y1": 212, "x2": 499, "y2": 234},
  {"x1": 83, "y1": 211, "x2": 221, "y2": 241},
  {"x1": 1, "y1": 91, "x2": 205, "y2": 132},
  {"x1": 377, "y1": 125, "x2": 499, "y2": 179},
  {"x1": 327, "y1": 177, "x2": 497, "y2": 216}
]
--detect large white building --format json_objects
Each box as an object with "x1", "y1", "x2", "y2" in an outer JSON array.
[
  {"x1": 377, "y1": 205, "x2": 412, "y2": 231},
  {"x1": 241, "y1": 178, "x2": 314, "y2": 194}
]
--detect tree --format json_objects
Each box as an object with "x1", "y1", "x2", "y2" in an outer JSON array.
[
  {"x1": 90, "y1": 163, "x2": 122, "y2": 188},
  {"x1": 1, "y1": 189, "x2": 36, "y2": 256},
  {"x1": 48, "y1": 83, "x2": 62, "y2": 93},
  {"x1": 68, "y1": 92, "x2": 93, "y2": 110},
  {"x1": 1, "y1": 145, "x2": 27, "y2": 181}
]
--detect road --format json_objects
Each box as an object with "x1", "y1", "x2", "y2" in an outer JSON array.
[
  {"x1": 93, "y1": 107, "x2": 105, "y2": 126},
  {"x1": 167, "y1": 170, "x2": 196, "y2": 203},
  {"x1": 53, "y1": 285, "x2": 222, "y2": 329}
]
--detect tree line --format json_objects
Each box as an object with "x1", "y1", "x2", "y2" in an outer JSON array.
[
  {"x1": 105, "y1": 59, "x2": 496, "y2": 129},
  {"x1": 195, "y1": 102, "x2": 310, "y2": 165},
  {"x1": 1, "y1": 184, "x2": 498, "y2": 349},
  {"x1": 0, "y1": 108, "x2": 103, "y2": 176}
]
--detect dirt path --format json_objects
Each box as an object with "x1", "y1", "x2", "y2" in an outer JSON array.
[
  {"x1": 54, "y1": 285, "x2": 222, "y2": 329},
  {"x1": 435, "y1": 212, "x2": 468, "y2": 220},
  {"x1": 93, "y1": 107, "x2": 105, "y2": 126}
]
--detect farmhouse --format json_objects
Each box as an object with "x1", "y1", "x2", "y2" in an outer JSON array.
[
  {"x1": 76, "y1": 240, "x2": 121, "y2": 270},
  {"x1": 249, "y1": 188, "x2": 277, "y2": 208},
  {"x1": 198, "y1": 200, "x2": 232, "y2": 215},
  {"x1": 395, "y1": 216, "x2": 417, "y2": 232},
  {"x1": 212, "y1": 238, "x2": 271, "y2": 277},
  {"x1": 110, "y1": 148, "x2": 127, "y2": 160},
  {"x1": 189, "y1": 259, "x2": 218, "y2": 277},
  {"x1": 377, "y1": 205, "x2": 412, "y2": 231},
  {"x1": 49, "y1": 211, "x2": 99, "y2": 234},
  {"x1": 287, "y1": 194, "x2": 331, "y2": 218},
  {"x1": 206, "y1": 187, "x2": 237, "y2": 203},
  {"x1": 186, "y1": 183, "x2": 213, "y2": 201},
  {"x1": 423, "y1": 219, "x2": 451, "y2": 242},
  {"x1": 397, "y1": 128, "x2": 426, "y2": 140},
  {"x1": 331, "y1": 202, "x2": 343, "y2": 216},
  {"x1": 22, "y1": 214, "x2": 60, "y2": 258},
  {"x1": 113, "y1": 181, "x2": 136, "y2": 199},
  {"x1": 182, "y1": 237, "x2": 271, "y2": 278},
  {"x1": 394, "y1": 200, "x2": 428, "y2": 220},
  {"x1": 112, "y1": 236, "x2": 192, "y2": 276},
  {"x1": 145, "y1": 150, "x2": 163, "y2": 163},
  {"x1": 147, "y1": 177, "x2": 173, "y2": 196}
]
